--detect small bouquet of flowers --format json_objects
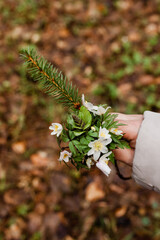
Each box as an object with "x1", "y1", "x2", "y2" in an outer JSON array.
[{"x1": 21, "y1": 48, "x2": 130, "y2": 178}]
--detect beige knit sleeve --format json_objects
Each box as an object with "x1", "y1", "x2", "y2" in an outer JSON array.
[{"x1": 132, "y1": 111, "x2": 160, "y2": 193}]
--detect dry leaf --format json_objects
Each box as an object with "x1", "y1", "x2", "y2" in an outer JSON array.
[
  {"x1": 30, "y1": 151, "x2": 49, "y2": 167},
  {"x1": 115, "y1": 206, "x2": 127, "y2": 218},
  {"x1": 85, "y1": 181, "x2": 105, "y2": 202},
  {"x1": 110, "y1": 184, "x2": 124, "y2": 194},
  {"x1": 12, "y1": 141, "x2": 26, "y2": 154}
]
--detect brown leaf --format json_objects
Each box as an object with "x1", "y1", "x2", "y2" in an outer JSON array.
[
  {"x1": 145, "y1": 23, "x2": 158, "y2": 36},
  {"x1": 136, "y1": 75, "x2": 154, "y2": 87},
  {"x1": 118, "y1": 83, "x2": 132, "y2": 96},
  {"x1": 4, "y1": 189, "x2": 31, "y2": 205},
  {"x1": 5, "y1": 224, "x2": 21, "y2": 240},
  {"x1": 34, "y1": 203, "x2": 46, "y2": 215},
  {"x1": 30, "y1": 151, "x2": 49, "y2": 167},
  {"x1": 138, "y1": 207, "x2": 146, "y2": 216},
  {"x1": 12, "y1": 141, "x2": 26, "y2": 154},
  {"x1": 65, "y1": 236, "x2": 74, "y2": 240},
  {"x1": 115, "y1": 206, "x2": 127, "y2": 218},
  {"x1": 85, "y1": 180, "x2": 105, "y2": 202},
  {"x1": 128, "y1": 31, "x2": 141, "y2": 42},
  {"x1": 110, "y1": 184, "x2": 124, "y2": 194},
  {"x1": 27, "y1": 212, "x2": 42, "y2": 233}
]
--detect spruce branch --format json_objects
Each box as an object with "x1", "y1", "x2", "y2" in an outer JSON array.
[{"x1": 20, "y1": 47, "x2": 81, "y2": 109}]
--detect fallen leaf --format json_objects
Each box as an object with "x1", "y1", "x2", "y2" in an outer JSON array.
[
  {"x1": 85, "y1": 180, "x2": 105, "y2": 202},
  {"x1": 5, "y1": 223, "x2": 21, "y2": 240},
  {"x1": 30, "y1": 151, "x2": 49, "y2": 167},
  {"x1": 4, "y1": 189, "x2": 31, "y2": 205},
  {"x1": 138, "y1": 208, "x2": 146, "y2": 216},
  {"x1": 27, "y1": 212, "x2": 42, "y2": 233},
  {"x1": 118, "y1": 83, "x2": 132, "y2": 96},
  {"x1": 12, "y1": 141, "x2": 26, "y2": 154},
  {"x1": 115, "y1": 206, "x2": 127, "y2": 218},
  {"x1": 110, "y1": 184, "x2": 124, "y2": 194},
  {"x1": 136, "y1": 75, "x2": 154, "y2": 87}
]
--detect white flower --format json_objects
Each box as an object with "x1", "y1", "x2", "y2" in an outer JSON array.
[
  {"x1": 81, "y1": 95, "x2": 111, "y2": 116},
  {"x1": 94, "y1": 106, "x2": 111, "y2": 116},
  {"x1": 86, "y1": 158, "x2": 94, "y2": 168},
  {"x1": 99, "y1": 151, "x2": 112, "y2": 164},
  {"x1": 91, "y1": 126, "x2": 96, "y2": 131},
  {"x1": 49, "y1": 123, "x2": 63, "y2": 137},
  {"x1": 96, "y1": 151, "x2": 112, "y2": 176},
  {"x1": 58, "y1": 150, "x2": 72, "y2": 162},
  {"x1": 96, "y1": 160, "x2": 111, "y2": 177},
  {"x1": 110, "y1": 128, "x2": 123, "y2": 136},
  {"x1": 87, "y1": 138, "x2": 112, "y2": 161},
  {"x1": 82, "y1": 94, "x2": 98, "y2": 113},
  {"x1": 99, "y1": 127, "x2": 111, "y2": 140}
]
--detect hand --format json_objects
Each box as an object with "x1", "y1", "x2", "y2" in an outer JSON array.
[{"x1": 113, "y1": 113, "x2": 143, "y2": 166}]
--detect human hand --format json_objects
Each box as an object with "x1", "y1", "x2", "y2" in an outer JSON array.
[{"x1": 113, "y1": 113, "x2": 143, "y2": 166}]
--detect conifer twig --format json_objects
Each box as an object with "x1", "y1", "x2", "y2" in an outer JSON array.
[{"x1": 20, "y1": 48, "x2": 81, "y2": 109}]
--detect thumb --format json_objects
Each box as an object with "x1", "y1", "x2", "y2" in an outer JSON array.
[{"x1": 113, "y1": 148, "x2": 134, "y2": 166}]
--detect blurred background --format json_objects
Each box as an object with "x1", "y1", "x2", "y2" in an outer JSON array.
[{"x1": 1, "y1": 0, "x2": 160, "y2": 239}]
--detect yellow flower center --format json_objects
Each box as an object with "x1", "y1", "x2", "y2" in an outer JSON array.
[
  {"x1": 114, "y1": 129, "x2": 118, "y2": 132},
  {"x1": 94, "y1": 141, "x2": 103, "y2": 151},
  {"x1": 55, "y1": 125, "x2": 59, "y2": 132},
  {"x1": 105, "y1": 160, "x2": 108, "y2": 165},
  {"x1": 64, "y1": 153, "x2": 68, "y2": 158},
  {"x1": 100, "y1": 132, "x2": 106, "y2": 138}
]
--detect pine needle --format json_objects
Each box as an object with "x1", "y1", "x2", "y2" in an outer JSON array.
[{"x1": 20, "y1": 47, "x2": 81, "y2": 110}]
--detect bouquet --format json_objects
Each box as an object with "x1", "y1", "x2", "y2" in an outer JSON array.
[{"x1": 20, "y1": 48, "x2": 130, "y2": 178}]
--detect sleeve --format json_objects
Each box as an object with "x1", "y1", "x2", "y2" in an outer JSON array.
[{"x1": 132, "y1": 111, "x2": 160, "y2": 193}]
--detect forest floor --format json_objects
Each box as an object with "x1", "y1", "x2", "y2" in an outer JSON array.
[{"x1": 1, "y1": 0, "x2": 160, "y2": 239}]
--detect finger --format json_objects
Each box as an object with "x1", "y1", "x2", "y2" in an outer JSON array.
[
  {"x1": 113, "y1": 148, "x2": 135, "y2": 166},
  {"x1": 129, "y1": 139, "x2": 136, "y2": 149},
  {"x1": 112, "y1": 113, "x2": 143, "y2": 121},
  {"x1": 113, "y1": 119, "x2": 133, "y2": 140},
  {"x1": 114, "y1": 119, "x2": 140, "y2": 141}
]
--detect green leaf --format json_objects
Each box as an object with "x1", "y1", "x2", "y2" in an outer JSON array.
[
  {"x1": 72, "y1": 140, "x2": 80, "y2": 146},
  {"x1": 86, "y1": 135, "x2": 94, "y2": 142},
  {"x1": 88, "y1": 130, "x2": 98, "y2": 138},
  {"x1": 109, "y1": 142, "x2": 118, "y2": 150},
  {"x1": 119, "y1": 140, "x2": 131, "y2": 149},
  {"x1": 17, "y1": 204, "x2": 30, "y2": 216},
  {"x1": 75, "y1": 162, "x2": 88, "y2": 169},
  {"x1": 69, "y1": 141, "x2": 77, "y2": 155},
  {"x1": 141, "y1": 217, "x2": 151, "y2": 226},
  {"x1": 73, "y1": 156, "x2": 84, "y2": 162},
  {"x1": 67, "y1": 115, "x2": 75, "y2": 127},
  {"x1": 74, "y1": 131, "x2": 85, "y2": 136},
  {"x1": 109, "y1": 152, "x2": 115, "y2": 164},
  {"x1": 61, "y1": 135, "x2": 69, "y2": 142},
  {"x1": 111, "y1": 133, "x2": 121, "y2": 144},
  {"x1": 72, "y1": 140, "x2": 89, "y2": 153},
  {"x1": 69, "y1": 131, "x2": 75, "y2": 140},
  {"x1": 80, "y1": 137, "x2": 89, "y2": 145},
  {"x1": 79, "y1": 106, "x2": 92, "y2": 129},
  {"x1": 61, "y1": 130, "x2": 69, "y2": 142}
]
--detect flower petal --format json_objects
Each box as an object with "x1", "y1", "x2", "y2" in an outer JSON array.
[
  {"x1": 88, "y1": 142, "x2": 94, "y2": 147},
  {"x1": 64, "y1": 157, "x2": 69, "y2": 162},
  {"x1": 51, "y1": 132, "x2": 56, "y2": 135},
  {"x1": 96, "y1": 161, "x2": 111, "y2": 176},
  {"x1": 93, "y1": 151, "x2": 100, "y2": 161},
  {"x1": 49, "y1": 126, "x2": 54, "y2": 130},
  {"x1": 99, "y1": 151, "x2": 112, "y2": 161},
  {"x1": 101, "y1": 146, "x2": 108, "y2": 153},
  {"x1": 87, "y1": 149, "x2": 94, "y2": 156},
  {"x1": 103, "y1": 138, "x2": 112, "y2": 145}
]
